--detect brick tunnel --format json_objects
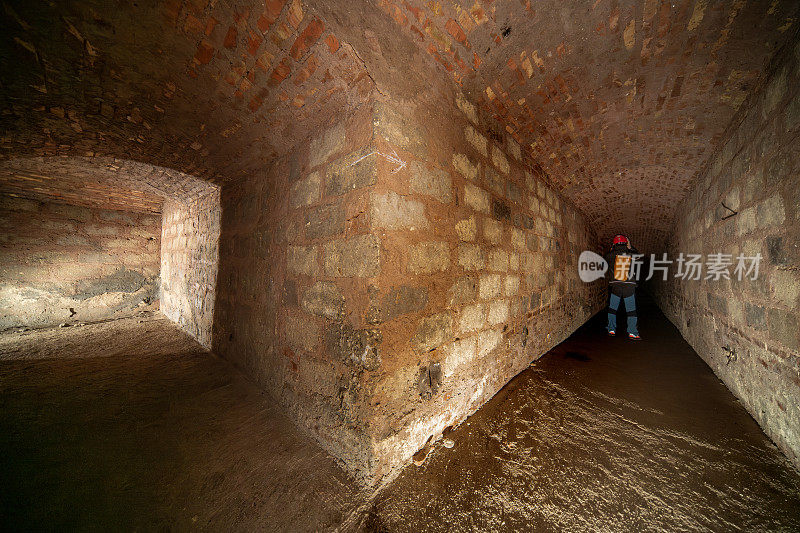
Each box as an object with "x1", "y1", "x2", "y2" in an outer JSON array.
[{"x1": 1, "y1": 1, "x2": 799, "y2": 530}]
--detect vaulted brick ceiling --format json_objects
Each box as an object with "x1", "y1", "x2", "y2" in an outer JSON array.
[
  {"x1": 378, "y1": 0, "x2": 799, "y2": 250},
  {"x1": 0, "y1": 0, "x2": 375, "y2": 185},
  {"x1": 1, "y1": 0, "x2": 797, "y2": 250}
]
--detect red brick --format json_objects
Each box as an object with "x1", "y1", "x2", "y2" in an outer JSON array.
[
  {"x1": 183, "y1": 14, "x2": 203, "y2": 34},
  {"x1": 256, "y1": 50, "x2": 275, "y2": 72},
  {"x1": 248, "y1": 94, "x2": 263, "y2": 112},
  {"x1": 470, "y1": 4, "x2": 487, "y2": 24},
  {"x1": 233, "y1": 8, "x2": 250, "y2": 25},
  {"x1": 403, "y1": 1, "x2": 423, "y2": 22},
  {"x1": 293, "y1": 53, "x2": 318, "y2": 86},
  {"x1": 194, "y1": 41, "x2": 215, "y2": 64},
  {"x1": 247, "y1": 31, "x2": 263, "y2": 56},
  {"x1": 290, "y1": 18, "x2": 324, "y2": 60},
  {"x1": 269, "y1": 57, "x2": 292, "y2": 86},
  {"x1": 266, "y1": 0, "x2": 286, "y2": 21},
  {"x1": 223, "y1": 26, "x2": 237, "y2": 49},
  {"x1": 204, "y1": 17, "x2": 219, "y2": 36},
  {"x1": 445, "y1": 19, "x2": 466, "y2": 45},
  {"x1": 287, "y1": 0, "x2": 304, "y2": 29},
  {"x1": 390, "y1": 5, "x2": 407, "y2": 27},
  {"x1": 257, "y1": 14, "x2": 271, "y2": 32},
  {"x1": 325, "y1": 34, "x2": 340, "y2": 53}
]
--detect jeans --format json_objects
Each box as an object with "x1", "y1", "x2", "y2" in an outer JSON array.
[{"x1": 607, "y1": 293, "x2": 638, "y2": 335}]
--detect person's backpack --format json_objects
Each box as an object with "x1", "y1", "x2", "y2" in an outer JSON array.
[{"x1": 612, "y1": 253, "x2": 634, "y2": 281}]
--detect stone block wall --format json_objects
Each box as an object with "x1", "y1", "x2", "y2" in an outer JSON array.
[
  {"x1": 652, "y1": 35, "x2": 800, "y2": 468},
  {"x1": 0, "y1": 196, "x2": 160, "y2": 330},
  {"x1": 365, "y1": 95, "x2": 605, "y2": 479},
  {"x1": 213, "y1": 103, "x2": 379, "y2": 475},
  {"x1": 213, "y1": 94, "x2": 604, "y2": 483},
  {"x1": 160, "y1": 190, "x2": 221, "y2": 349}
]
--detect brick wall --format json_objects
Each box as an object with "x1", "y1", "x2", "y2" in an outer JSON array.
[
  {"x1": 160, "y1": 190, "x2": 221, "y2": 349},
  {"x1": 652, "y1": 34, "x2": 800, "y2": 468},
  {"x1": 213, "y1": 92, "x2": 604, "y2": 483},
  {"x1": 0, "y1": 196, "x2": 159, "y2": 330}
]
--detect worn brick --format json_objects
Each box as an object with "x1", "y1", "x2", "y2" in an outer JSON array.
[
  {"x1": 455, "y1": 92, "x2": 478, "y2": 124},
  {"x1": 309, "y1": 123, "x2": 345, "y2": 168},
  {"x1": 488, "y1": 248, "x2": 509, "y2": 272},
  {"x1": 511, "y1": 228, "x2": 526, "y2": 250},
  {"x1": 455, "y1": 216, "x2": 477, "y2": 241},
  {"x1": 483, "y1": 218, "x2": 502, "y2": 244},
  {"x1": 412, "y1": 313, "x2": 453, "y2": 352},
  {"x1": 324, "y1": 321, "x2": 382, "y2": 370},
  {"x1": 443, "y1": 336, "x2": 477, "y2": 377},
  {"x1": 285, "y1": 314, "x2": 320, "y2": 353},
  {"x1": 464, "y1": 184, "x2": 489, "y2": 214},
  {"x1": 768, "y1": 308, "x2": 799, "y2": 350},
  {"x1": 323, "y1": 235, "x2": 380, "y2": 277},
  {"x1": 488, "y1": 300, "x2": 509, "y2": 325},
  {"x1": 448, "y1": 276, "x2": 478, "y2": 306},
  {"x1": 769, "y1": 270, "x2": 800, "y2": 307},
  {"x1": 287, "y1": 245, "x2": 318, "y2": 276},
  {"x1": 301, "y1": 281, "x2": 345, "y2": 319},
  {"x1": 371, "y1": 191, "x2": 428, "y2": 230},
  {"x1": 505, "y1": 275, "x2": 520, "y2": 296},
  {"x1": 407, "y1": 241, "x2": 450, "y2": 274},
  {"x1": 458, "y1": 303, "x2": 485, "y2": 333},
  {"x1": 452, "y1": 153, "x2": 480, "y2": 181},
  {"x1": 479, "y1": 274, "x2": 502, "y2": 300},
  {"x1": 507, "y1": 137, "x2": 521, "y2": 160},
  {"x1": 457, "y1": 244, "x2": 485, "y2": 271},
  {"x1": 756, "y1": 195, "x2": 785, "y2": 227},
  {"x1": 492, "y1": 198, "x2": 511, "y2": 222},
  {"x1": 370, "y1": 285, "x2": 428, "y2": 323},
  {"x1": 485, "y1": 167, "x2": 505, "y2": 196},
  {"x1": 305, "y1": 202, "x2": 345, "y2": 239},
  {"x1": 477, "y1": 328, "x2": 502, "y2": 357},
  {"x1": 465, "y1": 124, "x2": 487, "y2": 156},
  {"x1": 327, "y1": 149, "x2": 376, "y2": 196},
  {"x1": 491, "y1": 145, "x2": 509, "y2": 174},
  {"x1": 290, "y1": 172, "x2": 321, "y2": 208},
  {"x1": 409, "y1": 162, "x2": 452, "y2": 203}
]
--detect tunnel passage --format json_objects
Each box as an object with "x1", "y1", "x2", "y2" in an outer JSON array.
[
  {"x1": 1, "y1": 0, "x2": 799, "y2": 501},
  {"x1": 0, "y1": 156, "x2": 220, "y2": 348}
]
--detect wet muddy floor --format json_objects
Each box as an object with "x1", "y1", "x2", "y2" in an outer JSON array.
[
  {"x1": 1, "y1": 299, "x2": 799, "y2": 531},
  {"x1": 364, "y1": 296, "x2": 800, "y2": 531}
]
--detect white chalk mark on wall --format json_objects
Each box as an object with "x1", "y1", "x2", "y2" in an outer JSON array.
[{"x1": 348, "y1": 146, "x2": 407, "y2": 173}]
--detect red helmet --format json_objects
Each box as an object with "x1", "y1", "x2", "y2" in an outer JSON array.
[{"x1": 612, "y1": 234, "x2": 629, "y2": 245}]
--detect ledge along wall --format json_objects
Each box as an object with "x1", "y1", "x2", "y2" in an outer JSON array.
[
  {"x1": 212, "y1": 91, "x2": 605, "y2": 483},
  {"x1": 652, "y1": 31, "x2": 800, "y2": 469}
]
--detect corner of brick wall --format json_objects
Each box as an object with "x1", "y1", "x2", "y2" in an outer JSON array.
[
  {"x1": 363, "y1": 93, "x2": 605, "y2": 481},
  {"x1": 211, "y1": 90, "x2": 605, "y2": 484},
  {"x1": 212, "y1": 102, "x2": 381, "y2": 480}
]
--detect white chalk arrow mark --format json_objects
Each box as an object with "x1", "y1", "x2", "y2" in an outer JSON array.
[{"x1": 348, "y1": 146, "x2": 407, "y2": 173}]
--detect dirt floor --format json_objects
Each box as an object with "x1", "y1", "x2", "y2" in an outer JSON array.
[
  {"x1": 0, "y1": 314, "x2": 365, "y2": 531},
  {"x1": 1, "y1": 299, "x2": 799, "y2": 532}
]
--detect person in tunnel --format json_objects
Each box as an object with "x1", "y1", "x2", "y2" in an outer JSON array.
[{"x1": 605, "y1": 234, "x2": 641, "y2": 340}]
